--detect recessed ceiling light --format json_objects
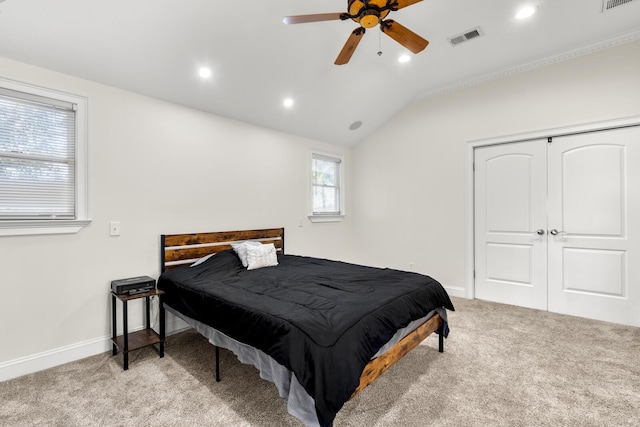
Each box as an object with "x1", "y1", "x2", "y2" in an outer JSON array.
[
  {"x1": 516, "y1": 5, "x2": 537, "y2": 19},
  {"x1": 198, "y1": 67, "x2": 212, "y2": 78},
  {"x1": 398, "y1": 54, "x2": 411, "y2": 63},
  {"x1": 283, "y1": 98, "x2": 294, "y2": 108}
]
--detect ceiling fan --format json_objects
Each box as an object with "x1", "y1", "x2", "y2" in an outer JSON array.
[{"x1": 283, "y1": 0, "x2": 429, "y2": 65}]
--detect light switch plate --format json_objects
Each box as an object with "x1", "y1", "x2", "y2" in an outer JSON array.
[{"x1": 110, "y1": 221, "x2": 121, "y2": 236}]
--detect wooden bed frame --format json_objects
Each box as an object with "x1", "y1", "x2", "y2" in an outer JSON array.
[{"x1": 160, "y1": 227, "x2": 445, "y2": 400}]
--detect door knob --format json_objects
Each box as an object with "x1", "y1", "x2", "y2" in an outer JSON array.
[
  {"x1": 536, "y1": 229, "x2": 545, "y2": 235},
  {"x1": 550, "y1": 229, "x2": 559, "y2": 235}
]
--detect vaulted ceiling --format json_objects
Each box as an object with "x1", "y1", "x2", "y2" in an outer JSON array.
[{"x1": 0, "y1": 0, "x2": 638, "y2": 146}]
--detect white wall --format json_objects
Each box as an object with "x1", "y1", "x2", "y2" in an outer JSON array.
[
  {"x1": 350, "y1": 40, "x2": 640, "y2": 297},
  {"x1": 3, "y1": 38, "x2": 639, "y2": 381},
  {"x1": 0, "y1": 57, "x2": 351, "y2": 379}
]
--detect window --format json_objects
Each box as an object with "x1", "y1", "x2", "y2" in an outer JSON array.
[
  {"x1": 310, "y1": 151, "x2": 344, "y2": 222},
  {"x1": 0, "y1": 79, "x2": 89, "y2": 236}
]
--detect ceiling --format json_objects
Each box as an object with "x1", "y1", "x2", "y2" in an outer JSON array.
[{"x1": 0, "y1": 0, "x2": 639, "y2": 147}]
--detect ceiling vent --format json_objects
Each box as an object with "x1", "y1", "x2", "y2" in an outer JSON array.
[
  {"x1": 448, "y1": 27, "x2": 483, "y2": 47},
  {"x1": 602, "y1": 0, "x2": 636, "y2": 11}
]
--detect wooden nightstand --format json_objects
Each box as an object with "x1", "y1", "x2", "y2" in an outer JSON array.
[{"x1": 111, "y1": 289, "x2": 165, "y2": 370}]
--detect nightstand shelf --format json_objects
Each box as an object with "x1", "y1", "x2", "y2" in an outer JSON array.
[{"x1": 111, "y1": 288, "x2": 165, "y2": 370}]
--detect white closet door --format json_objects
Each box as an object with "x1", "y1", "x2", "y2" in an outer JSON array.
[
  {"x1": 474, "y1": 140, "x2": 548, "y2": 310},
  {"x1": 547, "y1": 126, "x2": 640, "y2": 326}
]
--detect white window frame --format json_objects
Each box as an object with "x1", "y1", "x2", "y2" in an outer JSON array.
[
  {"x1": 0, "y1": 77, "x2": 90, "y2": 236},
  {"x1": 308, "y1": 150, "x2": 345, "y2": 223}
]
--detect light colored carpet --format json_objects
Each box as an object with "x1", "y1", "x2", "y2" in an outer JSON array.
[{"x1": 1, "y1": 297, "x2": 639, "y2": 426}]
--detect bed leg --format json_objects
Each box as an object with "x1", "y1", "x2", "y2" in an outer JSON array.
[
  {"x1": 215, "y1": 346, "x2": 220, "y2": 382},
  {"x1": 438, "y1": 325, "x2": 444, "y2": 353}
]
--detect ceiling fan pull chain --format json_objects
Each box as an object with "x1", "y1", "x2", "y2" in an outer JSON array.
[{"x1": 377, "y1": 29, "x2": 383, "y2": 56}]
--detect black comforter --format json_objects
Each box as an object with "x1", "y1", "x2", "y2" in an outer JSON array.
[{"x1": 158, "y1": 250, "x2": 454, "y2": 427}]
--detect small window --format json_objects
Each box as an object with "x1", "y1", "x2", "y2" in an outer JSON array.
[
  {"x1": 0, "y1": 79, "x2": 89, "y2": 236},
  {"x1": 310, "y1": 151, "x2": 344, "y2": 222}
]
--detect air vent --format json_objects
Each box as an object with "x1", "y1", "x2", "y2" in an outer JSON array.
[
  {"x1": 602, "y1": 0, "x2": 636, "y2": 11},
  {"x1": 448, "y1": 27, "x2": 483, "y2": 47}
]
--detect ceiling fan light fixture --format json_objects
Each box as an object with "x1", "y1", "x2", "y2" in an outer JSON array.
[
  {"x1": 285, "y1": 0, "x2": 429, "y2": 65},
  {"x1": 283, "y1": 98, "x2": 294, "y2": 108},
  {"x1": 398, "y1": 54, "x2": 411, "y2": 63},
  {"x1": 359, "y1": 10, "x2": 381, "y2": 28}
]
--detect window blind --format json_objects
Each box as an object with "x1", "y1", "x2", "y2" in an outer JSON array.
[
  {"x1": 312, "y1": 153, "x2": 341, "y2": 215},
  {"x1": 0, "y1": 88, "x2": 76, "y2": 220}
]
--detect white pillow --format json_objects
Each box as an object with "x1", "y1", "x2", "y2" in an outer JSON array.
[
  {"x1": 231, "y1": 241, "x2": 263, "y2": 267},
  {"x1": 190, "y1": 252, "x2": 215, "y2": 267},
  {"x1": 246, "y1": 243, "x2": 278, "y2": 270}
]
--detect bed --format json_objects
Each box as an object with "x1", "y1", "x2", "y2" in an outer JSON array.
[{"x1": 158, "y1": 228, "x2": 454, "y2": 427}]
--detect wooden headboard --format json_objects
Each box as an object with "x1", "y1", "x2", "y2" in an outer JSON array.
[{"x1": 161, "y1": 227, "x2": 285, "y2": 272}]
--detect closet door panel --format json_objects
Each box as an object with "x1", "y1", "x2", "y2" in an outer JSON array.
[
  {"x1": 562, "y1": 144, "x2": 623, "y2": 236},
  {"x1": 548, "y1": 126, "x2": 640, "y2": 326},
  {"x1": 474, "y1": 140, "x2": 548, "y2": 310}
]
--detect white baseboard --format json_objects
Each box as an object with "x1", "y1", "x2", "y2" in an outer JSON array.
[
  {"x1": 444, "y1": 286, "x2": 468, "y2": 299},
  {"x1": 0, "y1": 313, "x2": 191, "y2": 382},
  {"x1": 166, "y1": 313, "x2": 190, "y2": 333},
  {"x1": 0, "y1": 335, "x2": 112, "y2": 382}
]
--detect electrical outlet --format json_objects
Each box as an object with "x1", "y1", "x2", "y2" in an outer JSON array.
[{"x1": 110, "y1": 221, "x2": 121, "y2": 236}]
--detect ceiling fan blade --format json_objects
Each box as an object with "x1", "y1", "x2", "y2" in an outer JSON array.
[
  {"x1": 335, "y1": 28, "x2": 365, "y2": 65},
  {"x1": 393, "y1": 0, "x2": 424, "y2": 10},
  {"x1": 283, "y1": 12, "x2": 344, "y2": 25},
  {"x1": 381, "y1": 20, "x2": 429, "y2": 54}
]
